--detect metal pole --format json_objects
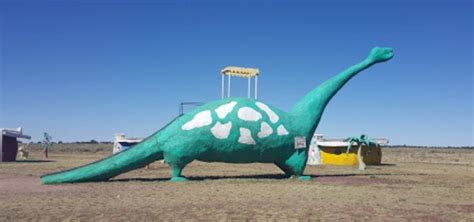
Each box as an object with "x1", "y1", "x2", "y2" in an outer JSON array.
[
  {"x1": 255, "y1": 76, "x2": 258, "y2": 99},
  {"x1": 221, "y1": 74, "x2": 224, "y2": 99},
  {"x1": 248, "y1": 77, "x2": 251, "y2": 98},
  {"x1": 227, "y1": 75, "x2": 231, "y2": 98}
]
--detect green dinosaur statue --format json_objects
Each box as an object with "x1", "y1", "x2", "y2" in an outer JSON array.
[{"x1": 41, "y1": 47, "x2": 394, "y2": 184}]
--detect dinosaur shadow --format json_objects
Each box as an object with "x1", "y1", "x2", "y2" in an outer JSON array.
[
  {"x1": 110, "y1": 171, "x2": 425, "y2": 183},
  {"x1": 187, "y1": 172, "x2": 425, "y2": 181},
  {"x1": 110, "y1": 174, "x2": 289, "y2": 183},
  {"x1": 109, "y1": 162, "x2": 405, "y2": 182},
  {"x1": 14, "y1": 160, "x2": 55, "y2": 163},
  {"x1": 189, "y1": 173, "x2": 290, "y2": 181},
  {"x1": 375, "y1": 163, "x2": 397, "y2": 166},
  {"x1": 111, "y1": 177, "x2": 170, "y2": 182}
]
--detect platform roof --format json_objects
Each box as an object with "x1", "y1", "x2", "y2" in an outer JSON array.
[
  {"x1": 317, "y1": 138, "x2": 389, "y2": 147},
  {"x1": 221, "y1": 66, "x2": 260, "y2": 77}
]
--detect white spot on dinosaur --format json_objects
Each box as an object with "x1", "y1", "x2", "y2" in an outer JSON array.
[
  {"x1": 257, "y1": 121, "x2": 273, "y2": 138},
  {"x1": 277, "y1": 125, "x2": 289, "y2": 136},
  {"x1": 211, "y1": 121, "x2": 232, "y2": 139},
  {"x1": 215, "y1": 101, "x2": 237, "y2": 119},
  {"x1": 238, "y1": 128, "x2": 256, "y2": 145},
  {"x1": 182, "y1": 110, "x2": 212, "y2": 130},
  {"x1": 256, "y1": 102, "x2": 279, "y2": 123},
  {"x1": 237, "y1": 107, "x2": 262, "y2": 122}
]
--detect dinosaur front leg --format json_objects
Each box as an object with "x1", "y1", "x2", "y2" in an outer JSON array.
[
  {"x1": 274, "y1": 162, "x2": 293, "y2": 178},
  {"x1": 276, "y1": 149, "x2": 311, "y2": 181}
]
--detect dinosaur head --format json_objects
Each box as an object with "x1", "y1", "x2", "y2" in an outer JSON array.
[{"x1": 367, "y1": 47, "x2": 394, "y2": 63}]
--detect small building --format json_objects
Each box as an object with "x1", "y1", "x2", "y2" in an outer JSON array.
[
  {"x1": 112, "y1": 134, "x2": 143, "y2": 154},
  {"x1": 1, "y1": 127, "x2": 31, "y2": 162},
  {"x1": 307, "y1": 133, "x2": 388, "y2": 166}
]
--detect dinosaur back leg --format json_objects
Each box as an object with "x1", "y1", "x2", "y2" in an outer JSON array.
[
  {"x1": 169, "y1": 163, "x2": 189, "y2": 182},
  {"x1": 163, "y1": 149, "x2": 195, "y2": 182}
]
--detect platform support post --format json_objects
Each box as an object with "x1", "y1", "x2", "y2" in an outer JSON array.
[
  {"x1": 221, "y1": 74, "x2": 224, "y2": 99},
  {"x1": 227, "y1": 75, "x2": 231, "y2": 98},
  {"x1": 255, "y1": 76, "x2": 258, "y2": 99}
]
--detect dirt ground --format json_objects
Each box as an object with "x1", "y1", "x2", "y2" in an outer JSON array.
[{"x1": 0, "y1": 146, "x2": 472, "y2": 221}]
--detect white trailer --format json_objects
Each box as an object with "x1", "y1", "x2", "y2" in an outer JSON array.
[{"x1": 112, "y1": 134, "x2": 143, "y2": 154}]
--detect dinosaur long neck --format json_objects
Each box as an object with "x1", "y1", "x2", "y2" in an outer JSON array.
[{"x1": 290, "y1": 58, "x2": 375, "y2": 136}]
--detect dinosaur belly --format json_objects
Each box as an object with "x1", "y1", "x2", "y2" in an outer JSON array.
[{"x1": 196, "y1": 143, "x2": 294, "y2": 163}]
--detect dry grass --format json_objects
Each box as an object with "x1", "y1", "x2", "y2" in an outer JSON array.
[{"x1": 0, "y1": 146, "x2": 473, "y2": 221}]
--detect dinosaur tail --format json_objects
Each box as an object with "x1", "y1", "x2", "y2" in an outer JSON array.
[
  {"x1": 41, "y1": 136, "x2": 164, "y2": 184},
  {"x1": 41, "y1": 141, "x2": 163, "y2": 184}
]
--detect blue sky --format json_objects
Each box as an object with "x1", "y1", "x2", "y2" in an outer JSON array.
[{"x1": 1, "y1": 0, "x2": 472, "y2": 146}]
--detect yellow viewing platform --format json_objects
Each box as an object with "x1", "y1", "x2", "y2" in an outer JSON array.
[{"x1": 319, "y1": 144, "x2": 382, "y2": 166}]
